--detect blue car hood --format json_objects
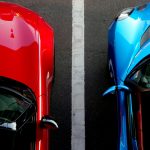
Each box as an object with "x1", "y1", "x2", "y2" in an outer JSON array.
[{"x1": 108, "y1": 3, "x2": 150, "y2": 84}]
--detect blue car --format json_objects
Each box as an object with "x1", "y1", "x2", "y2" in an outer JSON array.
[{"x1": 103, "y1": 3, "x2": 150, "y2": 150}]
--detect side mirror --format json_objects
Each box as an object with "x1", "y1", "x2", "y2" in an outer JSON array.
[
  {"x1": 40, "y1": 115, "x2": 59, "y2": 129},
  {"x1": 103, "y1": 85, "x2": 130, "y2": 96}
]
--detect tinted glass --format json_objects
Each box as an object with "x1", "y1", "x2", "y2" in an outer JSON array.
[
  {"x1": 0, "y1": 117, "x2": 36, "y2": 150},
  {"x1": 130, "y1": 62, "x2": 150, "y2": 88},
  {"x1": 128, "y1": 63, "x2": 150, "y2": 150},
  {"x1": 140, "y1": 92, "x2": 150, "y2": 150},
  {"x1": 128, "y1": 92, "x2": 150, "y2": 150},
  {"x1": 0, "y1": 89, "x2": 31, "y2": 124},
  {"x1": 0, "y1": 88, "x2": 36, "y2": 150}
]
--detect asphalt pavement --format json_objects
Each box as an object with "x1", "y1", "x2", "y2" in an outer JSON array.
[{"x1": 1, "y1": 0, "x2": 149, "y2": 150}]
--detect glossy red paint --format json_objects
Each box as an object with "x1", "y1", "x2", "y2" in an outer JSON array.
[
  {"x1": 136, "y1": 93, "x2": 144, "y2": 150},
  {"x1": 0, "y1": 2, "x2": 54, "y2": 150}
]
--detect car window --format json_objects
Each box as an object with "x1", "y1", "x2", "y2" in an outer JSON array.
[{"x1": 130, "y1": 62, "x2": 150, "y2": 88}]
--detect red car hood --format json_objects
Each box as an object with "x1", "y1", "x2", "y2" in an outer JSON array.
[{"x1": 0, "y1": 2, "x2": 42, "y2": 96}]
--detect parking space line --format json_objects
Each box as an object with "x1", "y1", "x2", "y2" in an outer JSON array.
[{"x1": 72, "y1": 0, "x2": 85, "y2": 150}]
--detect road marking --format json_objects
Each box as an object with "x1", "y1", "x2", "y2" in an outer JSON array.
[{"x1": 72, "y1": 0, "x2": 85, "y2": 150}]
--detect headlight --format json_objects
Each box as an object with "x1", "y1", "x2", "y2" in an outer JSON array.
[{"x1": 117, "y1": 8, "x2": 134, "y2": 21}]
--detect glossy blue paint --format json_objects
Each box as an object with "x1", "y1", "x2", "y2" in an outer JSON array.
[
  {"x1": 128, "y1": 94, "x2": 138, "y2": 150},
  {"x1": 105, "y1": 2, "x2": 150, "y2": 150},
  {"x1": 117, "y1": 91, "x2": 128, "y2": 150},
  {"x1": 102, "y1": 85, "x2": 130, "y2": 96},
  {"x1": 127, "y1": 40, "x2": 150, "y2": 75},
  {"x1": 108, "y1": 3, "x2": 150, "y2": 84}
]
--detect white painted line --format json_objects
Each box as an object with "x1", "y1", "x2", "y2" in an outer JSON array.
[{"x1": 72, "y1": 0, "x2": 85, "y2": 150}]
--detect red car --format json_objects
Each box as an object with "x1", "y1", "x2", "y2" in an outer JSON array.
[{"x1": 0, "y1": 2, "x2": 58, "y2": 150}]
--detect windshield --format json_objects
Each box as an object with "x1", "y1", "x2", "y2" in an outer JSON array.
[
  {"x1": 130, "y1": 62, "x2": 150, "y2": 89},
  {"x1": 0, "y1": 87, "x2": 36, "y2": 150},
  {"x1": 126, "y1": 61, "x2": 150, "y2": 150},
  {"x1": 0, "y1": 89, "x2": 30, "y2": 124}
]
